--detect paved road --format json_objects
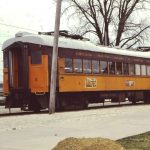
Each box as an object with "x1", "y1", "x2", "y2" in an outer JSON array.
[{"x1": 0, "y1": 105, "x2": 150, "y2": 150}]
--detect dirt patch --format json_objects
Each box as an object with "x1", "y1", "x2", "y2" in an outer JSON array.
[{"x1": 52, "y1": 137, "x2": 126, "y2": 150}]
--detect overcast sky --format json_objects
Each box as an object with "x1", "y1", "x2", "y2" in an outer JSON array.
[
  {"x1": 0, "y1": 0, "x2": 150, "y2": 83},
  {"x1": 0, "y1": 0, "x2": 71, "y2": 82}
]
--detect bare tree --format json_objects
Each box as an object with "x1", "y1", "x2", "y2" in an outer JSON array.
[
  {"x1": 64, "y1": 0, "x2": 150, "y2": 48},
  {"x1": 115, "y1": 0, "x2": 150, "y2": 47}
]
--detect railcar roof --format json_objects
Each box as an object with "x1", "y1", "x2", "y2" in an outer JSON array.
[{"x1": 2, "y1": 32, "x2": 150, "y2": 59}]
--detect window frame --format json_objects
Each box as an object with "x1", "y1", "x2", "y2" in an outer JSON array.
[
  {"x1": 129, "y1": 64, "x2": 135, "y2": 76},
  {"x1": 92, "y1": 60, "x2": 100, "y2": 74},
  {"x1": 135, "y1": 64, "x2": 141, "y2": 76},
  {"x1": 100, "y1": 61, "x2": 108, "y2": 74},
  {"x1": 141, "y1": 64, "x2": 147, "y2": 76},
  {"x1": 73, "y1": 58, "x2": 83, "y2": 73},
  {"x1": 108, "y1": 61, "x2": 116, "y2": 75},
  {"x1": 116, "y1": 62, "x2": 122, "y2": 75},
  {"x1": 64, "y1": 58, "x2": 73, "y2": 73},
  {"x1": 30, "y1": 49, "x2": 42, "y2": 64},
  {"x1": 83, "y1": 59, "x2": 92, "y2": 74},
  {"x1": 4, "y1": 53, "x2": 9, "y2": 68},
  {"x1": 147, "y1": 66, "x2": 150, "y2": 76}
]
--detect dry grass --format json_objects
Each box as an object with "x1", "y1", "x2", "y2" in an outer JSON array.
[
  {"x1": 52, "y1": 137, "x2": 126, "y2": 150},
  {"x1": 52, "y1": 132, "x2": 150, "y2": 150}
]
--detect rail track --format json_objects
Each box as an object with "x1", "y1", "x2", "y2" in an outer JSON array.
[
  {"x1": 0, "y1": 91, "x2": 3, "y2": 96},
  {"x1": 0, "y1": 91, "x2": 5, "y2": 106},
  {"x1": 0, "y1": 109, "x2": 49, "y2": 117},
  {"x1": 0, "y1": 100, "x2": 146, "y2": 118}
]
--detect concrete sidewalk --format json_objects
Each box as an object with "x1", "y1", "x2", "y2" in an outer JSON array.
[{"x1": 0, "y1": 105, "x2": 150, "y2": 150}]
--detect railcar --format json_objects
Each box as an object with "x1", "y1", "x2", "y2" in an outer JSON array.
[{"x1": 2, "y1": 32, "x2": 150, "y2": 111}]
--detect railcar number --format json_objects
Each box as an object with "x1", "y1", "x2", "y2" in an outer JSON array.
[{"x1": 125, "y1": 80, "x2": 135, "y2": 87}]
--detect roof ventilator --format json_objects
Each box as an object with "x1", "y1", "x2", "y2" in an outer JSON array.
[{"x1": 38, "y1": 30, "x2": 90, "y2": 41}]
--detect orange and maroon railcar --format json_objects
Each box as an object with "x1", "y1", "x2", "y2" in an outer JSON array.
[{"x1": 2, "y1": 32, "x2": 150, "y2": 111}]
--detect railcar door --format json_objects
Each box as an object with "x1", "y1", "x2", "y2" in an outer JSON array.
[
  {"x1": 8, "y1": 44, "x2": 29, "y2": 91},
  {"x1": 29, "y1": 48, "x2": 49, "y2": 93}
]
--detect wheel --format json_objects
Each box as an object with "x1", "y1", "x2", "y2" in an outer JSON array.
[
  {"x1": 28, "y1": 95, "x2": 41, "y2": 112},
  {"x1": 82, "y1": 99, "x2": 88, "y2": 109}
]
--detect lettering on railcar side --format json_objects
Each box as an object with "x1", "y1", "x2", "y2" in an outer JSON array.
[{"x1": 85, "y1": 78, "x2": 97, "y2": 88}]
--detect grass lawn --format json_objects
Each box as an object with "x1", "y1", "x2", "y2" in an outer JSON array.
[{"x1": 117, "y1": 131, "x2": 150, "y2": 150}]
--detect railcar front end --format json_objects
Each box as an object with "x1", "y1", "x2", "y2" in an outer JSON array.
[{"x1": 3, "y1": 36, "x2": 50, "y2": 111}]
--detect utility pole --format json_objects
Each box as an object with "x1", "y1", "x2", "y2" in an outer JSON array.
[{"x1": 49, "y1": 0, "x2": 62, "y2": 114}]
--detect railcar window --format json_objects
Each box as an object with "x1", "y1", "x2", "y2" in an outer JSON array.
[
  {"x1": 100, "y1": 61, "x2": 108, "y2": 74},
  {"x1": 116, "y1": 62, "x2": 122, "y2": 75},
  {"x1": 135, "y1": 64, "x2": 141, "y2": 76},
  {"x1": 83, "y1": 59, "x2": 92, "y2": 74},
  {"x1": 129, "y1": 64, "x2": 135, "y2": 75},
  {"x1": 74, "y1": 59, "x2": 82, "y2": 73},
  {"x1": 4, "y1": 54, "x2": 8, "y2": 68},
  {"x1": 147, "y1": 66, "x2": 150, "y2": 76},
  {"x1": 31, "y1": 49, "x2": 42, "y2": 64},
  {"x1": 123, "y1": 63, "x2": 129, "y2": 75},
  {"x1": 109, "y1": 62, "x2": 115, "y2": 75},
  {"x1": 92, "y1": 60, "x2": 99, "y2": 74},
  {"x1": 141, "y1": 65, "x2": 146, "y2": 76},
  {"x1": 65, "y1": 58, "x2": 73, "y2": 73}
]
